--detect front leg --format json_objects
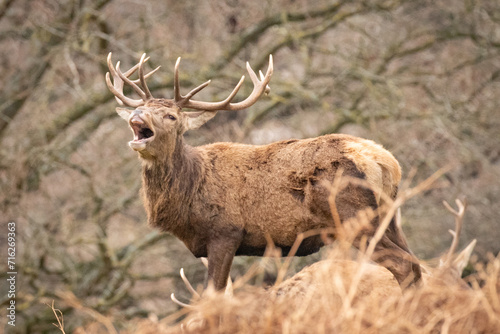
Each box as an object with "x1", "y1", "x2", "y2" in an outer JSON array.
[{"x1": 206, "y1": 231, "x2": 243, "y2": 291}]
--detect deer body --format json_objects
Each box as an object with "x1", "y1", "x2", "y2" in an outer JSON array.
[
  {"x1": 145, "y1": 133, "x2": 399, "y2": 255},
  {"x1": 106, "y1": 53, "x2": 421, "y2": 291}
]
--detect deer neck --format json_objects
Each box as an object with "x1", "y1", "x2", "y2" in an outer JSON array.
[{"x1": 141, "y1": 136, "x2": 203, "y2": 235}]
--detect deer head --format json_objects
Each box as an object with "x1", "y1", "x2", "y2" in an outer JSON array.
[{"x1": 106, "y1": 53, "x2": 273, "y2": 160}]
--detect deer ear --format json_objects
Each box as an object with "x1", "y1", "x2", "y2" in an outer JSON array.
[
  {"x1": 116, "y1": 107, "x2": 132, "y2": 121},
  {"x1": 452, "y1": 239, "x2": 477, "y2": 274},
  {"x1": 185, "y1": 111, "x2": 218, "y2": 130}
]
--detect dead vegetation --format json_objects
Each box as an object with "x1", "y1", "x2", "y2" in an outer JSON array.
[
  {"x1": 146, "y1": 256, "x2": 500, "y2": 334},
  {"x1": 49, "y1": 249, "x2": 500, "y2": 334}
]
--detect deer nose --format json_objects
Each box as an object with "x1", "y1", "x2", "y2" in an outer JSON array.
[{"x1": 130, "y1": 114, "x2": 144, "y2": 125}]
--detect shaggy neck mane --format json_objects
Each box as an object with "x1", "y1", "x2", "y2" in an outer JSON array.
[{"x1": 141, "y1": 136, "x2": 203, "y2": 237}]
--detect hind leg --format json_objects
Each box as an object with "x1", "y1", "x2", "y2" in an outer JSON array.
[
  {"x1": 349, "y1": 217, "x2": 422, "y2": 288},
  {"x1": 371, "y1": 223, "x2": 422, "y2": 288},
  {"x1": 336, "y1": 184, "x2": 421, "y2": 288}
]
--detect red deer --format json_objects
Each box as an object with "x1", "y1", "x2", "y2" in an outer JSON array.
[{"x1": 105, "y1": 52, "x2": 422, "y2": 291}]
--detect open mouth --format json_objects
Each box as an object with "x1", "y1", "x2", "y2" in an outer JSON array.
[
  {"x1": 133, "y1": 125, "x2": 154, "y2": 141},
  {"x1": 130, "y1": 118, "x2": 155, "y2": 143}
]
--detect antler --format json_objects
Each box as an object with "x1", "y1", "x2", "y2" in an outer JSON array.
[
  {"x1": 171, "y1": 268, "x2": 201, "y2": 309},
  {"x1": 174, "y1": 55, "x2": 273, "y2": 111},
  {"x1": 170, "y1": 258, "x2": 233, "y2": 308},
  {"x1": 105, "y1": 52, "x2": 160, "y2": 108},
  {"x1": 442, "y1": 198, "x2": 467, "y2": 265}
]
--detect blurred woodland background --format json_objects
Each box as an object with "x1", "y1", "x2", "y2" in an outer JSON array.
[{"x1": 0, "y1": 0, "x2": 499, "y2": 332}]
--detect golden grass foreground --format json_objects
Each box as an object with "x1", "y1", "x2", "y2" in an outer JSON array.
[{"x1": 130, "y1": 254, "x2": 500, "y2": 334}]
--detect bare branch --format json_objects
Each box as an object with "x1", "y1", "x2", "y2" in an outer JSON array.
[{"x1": 47, "y1": 301, "x2": 66, "y2": 334}]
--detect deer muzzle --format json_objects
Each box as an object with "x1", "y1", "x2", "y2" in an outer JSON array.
[{"x1": 128, "y1": 113, "x2": 154, "y2": 152}]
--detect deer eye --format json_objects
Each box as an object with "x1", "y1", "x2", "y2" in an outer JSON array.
[{"x1": 165, "y1": 114, "x2": 176, "y2": 121}]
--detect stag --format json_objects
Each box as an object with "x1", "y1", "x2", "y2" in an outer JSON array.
[{"x1": 105, "y1": 52, "x2": 422, "y2": 291}]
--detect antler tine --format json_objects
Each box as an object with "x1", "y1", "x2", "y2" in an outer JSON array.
[
  {"x1": 106, "y1": 53, "x2": 123, "y2": 104},
  {"x1": 180, "y1": 268, "x2": 201, "y2": 299},
  {"x1": 106, "y1": 72, "x2": 124, "y2": 106},
  {"x1": 178, "y1": 75, "x2": 245, "y2": 109},
  {"x1": 106, "y1": 72, "x2": 144, "y2": 108},
  {"x1": 122, "y1": 55, "x2": 161, "y2": 85},
  {"x1": 122, "y1": 55, "x2": 149, "y2": 77},
  {"x1": 260, "y1": 70, "x2": 271, "y2": 95},
  {"x1": 106, "y1": 53, "x2": 142, "y2": 107},
  {"x1": 174, "y1": 57, "x2": 212, "y2": 105},
  {"x1": 443, "y1": 198, "x2": 467, "y2": 264},
  {"x1": 105, "y1": 52, "x2": 158, "y2": 108},
  {"x1": 170, "y1": 267, "x2": 201, "y2": 309},
  {"x1": 173, "y1": 57, "x2": 182, "y2": 102},
  {"x1": 116, "y1": 61, "x2": 147, "y2": 100},
  {"x1": 138, "y1": 53, "x2": 153, "y2": 100},
  {"x1": 223, "y1": 54, "x2": 273, "y2": 110},
  {"x1": 133, "y1": 65, "x2": 161, "y2": 83},
  {"x1": 183, "y1": 80, "x2": 212, "y2": 101},
  {"x1": 170, "y1": 258, "x2": 233, "y2": 309},
  {"x1": 175, "y1": 54, "x2": 273, "y2": 111},
  {"x1": 170, "y1": 293, "x2": 193, "y2": 309},
  {"x1": 116, "y1": 55, "x2": 160, "y2": 82}
]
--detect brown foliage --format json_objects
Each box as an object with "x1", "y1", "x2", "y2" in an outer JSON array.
[{"x1": 128, "y1": 252, "x2": 500, "y2": 334}]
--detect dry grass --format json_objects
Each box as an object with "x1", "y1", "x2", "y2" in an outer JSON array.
[
  {"x1": 123, "y1": 250, "x2": 500, "y2": 334},
  {"x1": 58, "y1": 251, "x2": 500, "y2": 333}
]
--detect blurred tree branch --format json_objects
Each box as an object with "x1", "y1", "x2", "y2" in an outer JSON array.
[
  {"x1": 0, "y1": 0, "x2": 14, "y2": 21},
  {"x1": 210, "y1": 1, "x2": 346, "y2": 74},
  {"x1": 0, "y1": 0, "x2": 113, "y2": 138}
]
